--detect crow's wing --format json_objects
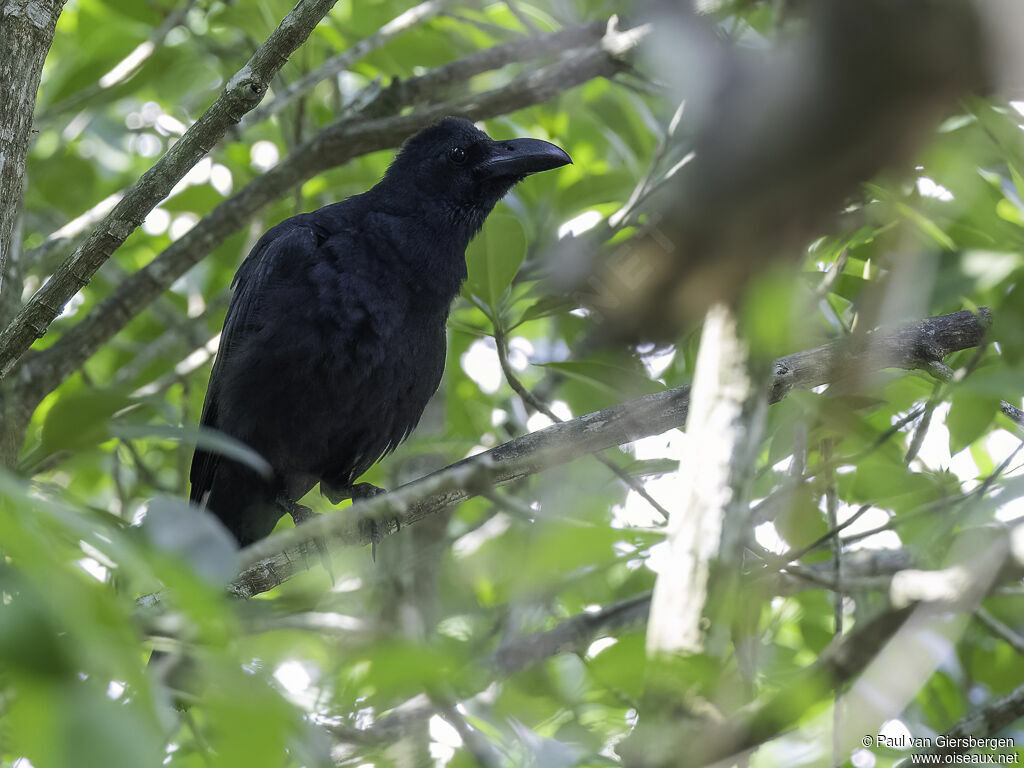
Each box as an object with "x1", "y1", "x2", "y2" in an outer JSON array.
[{"x1": 189, "y1": 221, "x2": 321, "y2": 507}]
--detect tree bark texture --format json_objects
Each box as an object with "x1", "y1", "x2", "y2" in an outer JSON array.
[{"x1": 0, "y1": 0, "x2": 65, "y2": 296}]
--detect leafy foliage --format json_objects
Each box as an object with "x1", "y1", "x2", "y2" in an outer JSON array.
[{"x1": 2, "y1": 0, "x2": 1023, "y2": 767}]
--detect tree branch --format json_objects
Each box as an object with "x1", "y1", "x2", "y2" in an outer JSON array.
[
  {"x1": 0, "y1": 0, "x2": 343, "y2": 378},
  {"x1": 22, "y1": 19, "x2": 647, "y2": 405},
  {"x1": 381, "y1": 19, "x2": 605, "y2": 107},
  {"x1": 303, "y1": 547, "x2": 923, "y2": 753},
  {"x1": 768, "y1": 308, "x2": 992, "y2": 400},
  {"x1": 490, "y1": 532, "x2": 1022, "y2": 767},
  {"x1": 485, "y1": 548, "x2": 923, "y2": 679},
  {"x1": 973, "y1": 607, "x2": 1024, "y2": 656},
  {"x1": 0, "y1": 0, "x2": 66, "y2": 469},
  {"x1": 12, "y1": 21, "x2": 606, "y2": 330},
  {"x1": 488, "y1": 593, "x2": 651, "y2": 676},
  {"x1": 338, "y1": 548, "x2": 1014, "y2": 757},
  {"x1": 0, "y1": 0, "x2": 65, "y2": 298},
  {"x1": 920, "y1": 682, "x2": 1024, "y2": 759},
  {"x1": 229, "y1": 308, "x2": 990, "y2": 598}
]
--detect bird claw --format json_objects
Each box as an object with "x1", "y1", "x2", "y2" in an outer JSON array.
[
  {"x1": 318, "y1": 483, "x2": 396, "y2": 560},
  {"x1": 320, "y1": 480, "x2": 385, "y2": 503},
  {"x1": 360, "y1": 516, "x2": 402, "y2": 562},
  {"x1": 287, "y1": 501, "x2": 313, "y2": 524},
  {"x1": 285, "y1": 501, "x2": 335, "y2": 584},
  {"x1": 348, "y1": 484, "x2": 398, "y2": 561},
  {"x1": 350, "y1": 482, "x2": 387, "y2": 500}
]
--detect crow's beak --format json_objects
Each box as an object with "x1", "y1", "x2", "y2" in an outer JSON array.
[{"x1": 476, "y1": 138, "x2": 572, "y2": 179}]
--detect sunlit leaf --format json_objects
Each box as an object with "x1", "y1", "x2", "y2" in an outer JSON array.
[{"x1": 464, "y1": 212, "x2": 527, "y2": 310}]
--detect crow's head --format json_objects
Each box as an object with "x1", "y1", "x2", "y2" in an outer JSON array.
[{"x1": 384, "y1": 117, "x2": 571, "y2": 231}]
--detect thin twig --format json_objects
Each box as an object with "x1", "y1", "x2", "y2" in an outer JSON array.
[
  {"x1": 904, "y1": 382, "x2": 942, "y2": 464},
  {"x1": 974, "y1": 607, "x2": 1024, "y2": 656},
  {"x1": 749, "y1": 404, "x2": 925, "y2": 527},
  {"x1": 825, "y1": 439, "x2": 843, "y2": 768},
  {"x1": 493, "y1": 324, "x2": 669, "y2": 520},
  {"x1": 773, "y1": 504, "x2": 874, "y2": 565},
  {"x1": 840, "y1": 440, "x2": 1024, "y2": 547},
  {"x1": 431, "y1": 700, "x2": 503, "y2": 768}
]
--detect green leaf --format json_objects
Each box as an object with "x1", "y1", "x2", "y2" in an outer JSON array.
[
  {"x1": 624, "y1": 457, "x2": 679, "y2": 477},
  {"x1": 8, "y1": 680, "x2": 163, "y2": 768},
  {"x1": 993, "y1": 282, "x2": 1024, "y2": 363},
  {"x1": 538, "y1": 360, "x2": 662, "y2": 403},
  {"x1": 38, "y1": 387, "x2": 134, "y2": 455},
  {"x1": 995, "y1": 197, "x2": 1024, "y2": 226},
  {"x1": 110, "y1": 423, "x2": 271, "y2": 476},
  {"x1": 512, "y1": 294, "x2": 576, "y2": 328},
  {"x1": 842, "y1": 454, "x2": 933, "y2": 507},
  {"x1": 98, "y1": 0, "x2": 161, "y2": 24},
  {"x1": 1010, "y1": 164, "x2": 1024, "y2": 204},
  {"x1": 140, "y1": 497, "x2": 239, "y2": 584},
  {"x1": 775, "y1": 488, "x2": 829, "y2": 551},
  {"x1": 203, "y1": 668, "x2": 297, "y2": 768},
  {"x1": 947, "y1": 392, "x2": 999, "y2": 455},
  {"x1": 895, "y1": 201, "x2": 956, "y2": 250},
  {"x1": 586, "y1": 634, "x2": 647, "y2": 698},
  {"x1": 464, "y1": 213, "x2": 527, "y2": 310}
]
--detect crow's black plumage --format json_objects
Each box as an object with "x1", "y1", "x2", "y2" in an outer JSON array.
[{"x1": 190, "y1": 118, "x2": 571, "y2": 545}]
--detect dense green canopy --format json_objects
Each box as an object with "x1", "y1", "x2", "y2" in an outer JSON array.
[{"x1": 0, "y1": 1, "x2": 1022, "y2": 767}]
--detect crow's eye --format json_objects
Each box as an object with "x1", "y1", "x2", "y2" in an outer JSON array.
[{"x1": 448, "y1": 146, "x2": 467, "y2": 165}]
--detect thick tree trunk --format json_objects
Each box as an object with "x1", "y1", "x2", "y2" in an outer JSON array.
[
  {"x1": 0, "y1": 0, "x2": 64, "y2": 302},
  {"x1": 0, "y1": 0, "x2": 65, "y2": 468}
]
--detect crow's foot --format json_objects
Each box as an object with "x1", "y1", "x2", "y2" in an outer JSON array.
[
  {"x1": 319, "y1": 482, "x2": 396, "y2": 560},
  {"x1": 286, "y1": 501, "x2": 313, "y2": 524},
  {"x1": 348, "y1": 483, "x2": 398, "y2": 561},
  {"x1": 277, "y1": 497, "x2": 334, "y2": 583},
  {"x1": 350, "y1": 482, "x2": 387, "y2": 500}
]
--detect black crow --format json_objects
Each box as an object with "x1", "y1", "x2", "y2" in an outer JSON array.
[{"x1": 190, "y1": 117, "x2": 571, "y2": 546}]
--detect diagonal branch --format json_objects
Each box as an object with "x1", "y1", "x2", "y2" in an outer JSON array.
[
  {"x1": 381, "y1": 19, "x2": 605, "y2": 107},
  {"x1": 488, "y1": 593, "x2": 651, "y2": 675},
  {"x1": 919, "y1": 682, "x2": 1024, "y2": 759},
  {"x1": 230, "y1": 308, "x2": 990, "y2": 598},
  {"x1": 973, "y1": 607, "x2": 1024, "y2": 656},
  {"x1": 24, "y1": 19, "x2": 648, "y2": 404},
  {"x1": 485, "y1": 546, "x2": 920, "y2": 680},
  {"x1": 0, "y1": 0, "x2": 343, "y2": 379}
]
